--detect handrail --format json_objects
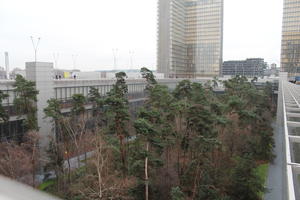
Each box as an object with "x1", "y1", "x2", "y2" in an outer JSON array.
[{"x1": 282, "y1": 80, "x2": 297, "y2": 200}]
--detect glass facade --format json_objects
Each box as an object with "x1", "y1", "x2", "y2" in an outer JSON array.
[
  {"x1": 222, "y1": 58, "x2": 266, "y2": 77},
  {"x1": 158, "y1": 0, "x2": 223, "y2": 77},
  {"x1": 170, "y1": 0, "x2": 187, "y2": 76},
  {"x1": 281, "y1": 0, "x2": 300, "y2": 75}
]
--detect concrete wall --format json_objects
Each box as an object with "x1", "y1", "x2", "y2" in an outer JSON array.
[{"x1": 26, "y1": 62, "x2": 55, "y2": 151}]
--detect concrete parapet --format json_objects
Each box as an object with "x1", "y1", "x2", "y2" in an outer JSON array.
[{"x1": 279, "y1": 72, "x2": 288, "y2": 81}]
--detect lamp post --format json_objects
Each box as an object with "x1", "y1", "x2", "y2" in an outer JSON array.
[
  {"x1": 53, "y1": 53, "x2": 59, "y2": 69},
  {"x1": 129, "y1": 50, "x2": 134, "y2": 70},
  {"x1": 112, "y1": 48, "x2": 118, "y2": 71},
  {"x1": 72, "y1": 54, "x2": 78, "y2": 70},
  {"x1": 30, "y1": 36, "x2": 41, "y2": 62}
]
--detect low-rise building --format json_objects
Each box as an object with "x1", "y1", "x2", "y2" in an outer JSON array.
[
  {"x1": 0, "y1": 62, "x2": 203, "y2": 147},
  {"x1": 222, "y1": 58, "x2": 267, "y2": 77},
  {"x1": 264, "y1": 63, "x2": 280, "y2": 77},
  {"x1": 10, "y1": 68, "x2": 26, "y2": 79},
  {"x1": 0, "y1": 66, "x2": 8, "y2": 79}
]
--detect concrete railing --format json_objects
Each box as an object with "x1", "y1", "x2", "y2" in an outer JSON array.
[{"x1": 0, "y1": 175, "x2": 61, "y2": 200}]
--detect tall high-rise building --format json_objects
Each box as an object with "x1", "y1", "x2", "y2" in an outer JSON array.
[
  {"x1": 157, "y1": 0, "x2": 224, "y2": 77},
  {"x1": 281, "y1": 0, "x2": 300, "y2": 75}
]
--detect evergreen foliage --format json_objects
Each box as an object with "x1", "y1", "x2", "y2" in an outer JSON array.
[
  {"x1": 13, "y1": 74, "x2": 39, "y2": 130},
  {"x1": 41, "y1": 70, "x2": 275, "y2": 200},
  {"x1": 171, "y1": 186, "x2": 185, "y2": 200},
  {"x1": 105, "y1": 72, "x2": 130, "y2": 173},
  {"x1": 0, "y1": 91, "x2": 9, "y2": 122}
]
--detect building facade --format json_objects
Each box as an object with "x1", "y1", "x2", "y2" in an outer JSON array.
[
  {"x1": 270, "y1": 63, "x2": 277, "y2": 69},
  {"x1": 0, "y1": 67, "x2": 7, "y2": 79},
  {"x1": 222, "y1": 58, "x2": 267, "y2": 77},
  {"x1": 157, "y1": 0, "x2": 224, "y2": 77},
  {"x1": 0, "y1": 62, "x2": 277, "y2": 148},
  {"x1": 0, "y1": 62, "x2": 211, "y2": 148},
  {"x1": 281, "y1": 0, "x2": 300, "y2": 75}
]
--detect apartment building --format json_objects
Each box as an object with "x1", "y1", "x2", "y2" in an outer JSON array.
[{"x1": 222, "y1": 58, "x2": 267, "y2": 77}]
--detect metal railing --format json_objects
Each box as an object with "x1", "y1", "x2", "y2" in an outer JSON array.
[{"x1": 281, "y1": 80, "x2": 300, "y2": 200}]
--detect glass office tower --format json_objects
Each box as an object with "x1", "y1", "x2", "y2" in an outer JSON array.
[
  {"x1": 157, "y1": 0, "x2": 224, "y2": 77},
  {"x1": 281, "y1": 0, "x2": 300, "y2": 75}
]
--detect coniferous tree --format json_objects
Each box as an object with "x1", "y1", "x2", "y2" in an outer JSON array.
[
  {"x1": 170, "y1": 186, "x2": 185, "y2": 200},
  {"x1": 13, "y1": 74, "x2": 39, "y2": 131},
  {"x1": 38, "y1": 70, "x2": 275, "y2": 200},
  {"x1": 44, "y1": 98, "x2": 69, "y2": 183},
  {"x1": 0, "y1": 91, "x2": 9, "y2": 122},
  {"x1": 88, "y1": 87, "x2": 105, "y2": 127},
  {"x1": 228, "y1": 156, "x2": 265, "y2": 200},
  {"x1": 105, "y1": 72, "x2": 130, "y2": 173}
]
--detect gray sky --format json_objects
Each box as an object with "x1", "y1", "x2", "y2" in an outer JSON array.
[{"x1": 0, "y1": 0, "x2": 283, "y2": 71}]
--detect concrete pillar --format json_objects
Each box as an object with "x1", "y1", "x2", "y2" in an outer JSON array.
[
  {"x1": 5, "y1": 52, "x2": 10, "y2": 80},
  {"x1": 26, "y1": 62, "x2": 54, "y2": 150}
]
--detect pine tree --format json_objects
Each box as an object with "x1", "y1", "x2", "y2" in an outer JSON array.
[
  {"x1": 13, "y1": 75, "x2": 39, "y2": 131},
  {"x1": 0, "y1": 91, "x2": 9, "y2": 122},
  {"x1": 105, "y1": 72, "x2": 130, "y2": 173},
  {"x1": 228, "y1": 156, "x2": 265, "y2": 200}
]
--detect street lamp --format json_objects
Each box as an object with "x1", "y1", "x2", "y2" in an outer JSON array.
[
  {"x1": 129, "y1": 50, "x2": 134, "y2": 70},
  {"x1": 53, "y1": 53, "x2": 59, "y2": 69},
  {"x1": 112, "y1": 48, "x2": 118, "y2": 71},
  {"x1": 72, "y1": 54, "x2": 78, "y2": 70},
  {"x1": 30, "y1": 36, "x2": 41, "y2": 62}
]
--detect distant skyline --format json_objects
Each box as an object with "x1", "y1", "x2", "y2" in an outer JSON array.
[{"x1": 0, "y1": 0, "x2": 283, "y2": 71}]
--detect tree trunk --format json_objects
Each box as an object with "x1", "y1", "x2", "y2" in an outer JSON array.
[
  {"x1": 96, "y1": 138, "x2": 103, "y2": 198},
  {"x1": 31, "y1": 143, "x2": 36, "y2": 187},
  {"x1": 32, "y1": 155, "x2": 35, "y2": 187},
  {"x1": 119, "y1": 135, "x2": 126, "y2": 173},
  {"x1": 145, "y1": 142, "x2": 149, "y2": 200},
  {"x1": 165, "y1": 146, "x2": 170, "y2": 188},
  {"x1": 65, "y1": 145, "x2": 71, "y2": 183},
  {"x1": 177, "y1": 146, "x2": 180, "y2": 177},
  {"x1": 116, "y1": 117, "x2": 127, "y2": 174},
  {"x1": 192, "y1": 165, "x2": 201, "y2": 199}
]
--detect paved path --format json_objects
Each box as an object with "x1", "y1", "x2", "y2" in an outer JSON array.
[
  {"x1": 41, "y1": 151, "x2": 95, "y2": 181},
  {"x1": 264, "y1": 122, "x2": 285, "y2": 200},
  {"x1": 265, "y1": 91, "x2": 285, "y2": 200}
]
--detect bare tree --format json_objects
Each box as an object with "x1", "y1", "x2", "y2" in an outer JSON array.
[
  {"x1": 0, "y1": 141, "x2": 33, "y2": 185},
  {"x1": 22, "y1": 131, "x2": 40, "y2": 187}
]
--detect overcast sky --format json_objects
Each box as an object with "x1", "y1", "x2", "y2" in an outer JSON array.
[{"x1": 0, "y1": 0, "x2": 283, "y2": 71}]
